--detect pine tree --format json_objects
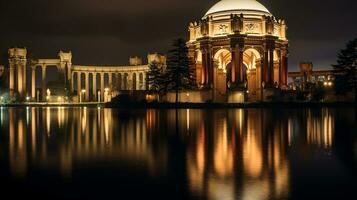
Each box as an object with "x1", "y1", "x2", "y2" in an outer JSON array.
[
  {"x1": 146, "y1": 61, "x2": 165, "y2": 98},
  {"x1": 333, "y1": 38, "x2": 357, "y2": 101},
  {"x1": 164, "y1": 38, "x2": 196, "y2": 103}
]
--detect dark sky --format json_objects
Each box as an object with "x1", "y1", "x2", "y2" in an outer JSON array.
[{"x1": 0, "y1": 0, "x2": 356, "y2": 71}]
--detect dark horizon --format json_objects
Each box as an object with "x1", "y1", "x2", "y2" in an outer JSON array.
[{"x1": 0, "y1": 0, "x2": 356, "y2": 71}]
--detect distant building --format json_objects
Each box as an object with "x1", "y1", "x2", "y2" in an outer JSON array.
[
  {"x1": 6, "y1": 47, "x2": 165, "y2": 102},
  {"x1": 288, "y1": 62, "x2": 335, "y2": 90}
]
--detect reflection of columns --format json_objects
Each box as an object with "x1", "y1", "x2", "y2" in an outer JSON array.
[
  {"x1": 41, "y1": 65, "x2": 47, "y2": 101},
  {"x1": 92, "y1": 73, "x2": 97, "y2": 101},
  {"x1": 100, "y1": 73, "x2": 105, "y2": 101},
  {"x1": 77, "y1": 72, "x2": 81, "y2": 98},
  {"x1": 85, "y1": 72, "x2": 89, "y2": 101},
  {"x1": 9, "y1": 65, "x2": 15, "y2": 97},
  {"x1": 31, "y1": 65, "x2": 36, "y2": 100}
]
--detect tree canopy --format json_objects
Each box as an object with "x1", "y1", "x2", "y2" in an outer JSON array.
[{"x1": 333, "y1": 38, "x2": 357, "y2": 98}]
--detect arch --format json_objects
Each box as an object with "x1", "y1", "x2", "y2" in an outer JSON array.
[
  {"x1": 243, "y1": 48, "x2": 261, "y2": 70},
  {"x1": 214, "y1": 48, "x2": 232, "y2": 71}
]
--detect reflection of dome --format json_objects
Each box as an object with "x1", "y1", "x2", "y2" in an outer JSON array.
[{"x1": 204, "y1": 0, "x2": 271, "y2": 17}]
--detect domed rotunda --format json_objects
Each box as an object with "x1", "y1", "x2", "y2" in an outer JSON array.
[{"x1": 188, "y1": 0, "x2": 289, "y2": 102}]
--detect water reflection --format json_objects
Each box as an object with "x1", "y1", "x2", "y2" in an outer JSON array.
[{"x1": 0, "y1": 107, "x2": 348, "y2": 199}]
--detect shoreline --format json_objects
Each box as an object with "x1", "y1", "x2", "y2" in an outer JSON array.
[{"x1": 1, "y1": 101, "x2": 356, "y2": 109}]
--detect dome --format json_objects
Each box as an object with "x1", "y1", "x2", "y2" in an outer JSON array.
[{"x1": 204, "y1": 0, "x2": 271, "y2": 17}]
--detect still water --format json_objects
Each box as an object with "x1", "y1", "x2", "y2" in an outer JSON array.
[{"x1": 0, "y1": 107, "x2": 356, "y2": 199}]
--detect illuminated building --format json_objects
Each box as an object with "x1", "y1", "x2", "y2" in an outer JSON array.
[
  {"x1": 6, "y1": 48, "x2": 165, "y2": 102},
  {"x1": 188, "y1": 0, "x2": 289, "y2": 102}
]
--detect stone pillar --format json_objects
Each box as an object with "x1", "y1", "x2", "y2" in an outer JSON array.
[
  {"x1": 92, "y1": 73, "x2": 97, "y2": 101},
  {"x1": 9, "y1": 65, "x2": 15, "y2": 98},
  {"x1": 17, "y1": 63, "x2": 24, "y2": 97},
  {"x1": 263, "y1": 50, "x2": 269, "y2": 84},
  {"x1": 41, "y1": 65, "x2": 47, "y2": 101},
  {"x1": 31, "y1": 65, "x2": 36, "y2": 100},
  {"x1": 85, "y1": 72, "x2": 89, "y2": 101},
  {"x1": 22, "y1": 63, "x2": 26, "y2": 96},
  {"x1": 238, "y1": 49, "x2": 244, "y2": 82},
  {"x1": 100, "y1": 73, "x2": 105, "y2": 101},
  {"x1": 108, "y1": 73, "x2": 113, "y2": 91},
  {"x1": 143, "y1": 73, "x2": 147, "y2": 90},
  {"x1": 136, "y1": 74, "x2": 140, "y2": 91},
  {"x1": 77, "y1": 72, "x2": 81, "y2": 98},
  {"x1": 269, "y1": 49, "x2": 274, "y2": 85},
  {"x1": 71, "y1": 72, "x2": 74, "y2": 92},
  {"x1": 128, "y1": 73, "x2": 133, "y2": 90}
]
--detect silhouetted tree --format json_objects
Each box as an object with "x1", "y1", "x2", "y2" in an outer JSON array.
[
  {"x1": 146, "y1": 61, "x2": 165, "y2": 100},
  {"x1": 164, "y1": 38, "x2": 196, "y2": 103},
  {"x1": 333, "y1": 38, "x2": 357, "y2": 101}
]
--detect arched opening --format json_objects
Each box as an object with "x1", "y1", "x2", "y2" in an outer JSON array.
[
  {"x1": 213, "y1": 49, "x2": 232, "y2": 100},
  {"x1": 243, "y1": 48, "x2": 262, "y2": 100}
]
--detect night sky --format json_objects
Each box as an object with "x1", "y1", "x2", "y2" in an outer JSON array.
[{"x1": 0, "y1": 0, "x2": 356, "y2": 71}]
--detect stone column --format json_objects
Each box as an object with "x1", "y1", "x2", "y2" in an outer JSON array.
[
  {"x1": 71, "y1": 72, "x2": 74, "y2": 92},
  {"x1": 41, "y1": 65, "x2": 47, "y2": 101},
  {"x1": 143, "y1": 73, "x2": 147, "y2": 90},
  {"x1": 22, "y1": 63, "x2": 26, "y2": 97},
  {"x1": 17, "y1": 64, "x2": 24, "y2": 97},
  {"x1": 108, "y1": 73, "x2": 113, "y2": 91},
  {"x1": 128, "y1": 73, "x2": 133, "y2": 90},
  {"x1": 9, "y1": 64, "x2": 15, "y2": 98},
  {"x1": 31, "y1": 65, "x2": 36, "y2": 100},
  {"x1": 85, "y1": 72, "x2": 89, "y2": 101},
  {"x1": 238, "y1": 49, "x2": 244, "y2": 82},
  {"x1": 92, "y1": 73, "x2": 97, "y2": 101},
  {"x1": 100, "y1": 73, "x2": 105, "y2": 102},
  {"x1": 136, "y1": 73, "x2": 140, "y2": 91},
  {"x1": 269, "y1": 49, "x2": 274, "y2": 85},
  {"x1": 77, "y1": 72, "x2": 81, "y2": 98}
]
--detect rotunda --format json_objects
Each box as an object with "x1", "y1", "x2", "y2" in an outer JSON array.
[{"x1": 188, "y1": 0, "x2": 289, "y2": 102}]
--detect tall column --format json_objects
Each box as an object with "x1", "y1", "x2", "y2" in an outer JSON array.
[
  {"x1": 71, "y1": 72, "x2": 74, "y2": 92},
  {"x1": 108, "y1": 73, "x2": 113, "y2": 92},
  {"x1": 263, "y1": 50, "x2": 269, "y2": 84},
  {"x1": 269, "y1": 49, "x2": 274, "y2": 85},
  {"x1": 129, "y1": 73, "x2": 133, "y2": 90},
  {"x1": 31, "y1": 65, "x2": 36, "y2": 100},
  {"x1": 9, "y1": 64, "x2": 15, "y2": 98},
  {"x1": 92, "y1": 73, "x2": 97, "y2": 101},
  {"x1": 201, "y1": 51, "x2": 207, "y2": 85},
  {"x1": 143, "y1": 73, "x2": 147, "y2": 90},
  {"x1": 77, "y1": 72, "x2": 81, "y2": 98},
  {"x1": 238, "y1": 49, "x2": 244, "y2": 82},
  {"x1": 231, "y1": 49, "x2": 237, "y2": 83},
  {"x1": 22, "y1": 63, "x2": 26, "y2": 97},
  {"x1": 85, "y1": 72, "x2": 89, "y2": 101},
  {"x1": 100, "y1": 73, "x2": 105, "y2": 102},
  {"x1": 17, "y1": 63, "x2": 23, "y2": 97},
  {"x1": 41, "y1": 65, "x2": 47, "y2": 101},
  {"x1": 136, "y1": 73, "x2": 140, "y2": 91}
]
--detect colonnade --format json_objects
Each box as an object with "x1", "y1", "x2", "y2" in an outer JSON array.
[{"x1": 72, "y1": 70, "x2": 147, "y2": 102}]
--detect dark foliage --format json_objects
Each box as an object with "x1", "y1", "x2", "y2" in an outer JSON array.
[
  {"x1": 163, "y1": 38, "x2": 196, "y2": 103},
  {"x1": 333, "y1": 38, "x2": 357, "y2": 100}
]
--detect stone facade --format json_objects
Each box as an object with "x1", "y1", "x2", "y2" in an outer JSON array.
[
  {"x1": 188, "y1": 0, "x2": 289, "y2": 102},
  {"x1": 6, "y1": 47, "x2": 165, "y2": 102}
]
